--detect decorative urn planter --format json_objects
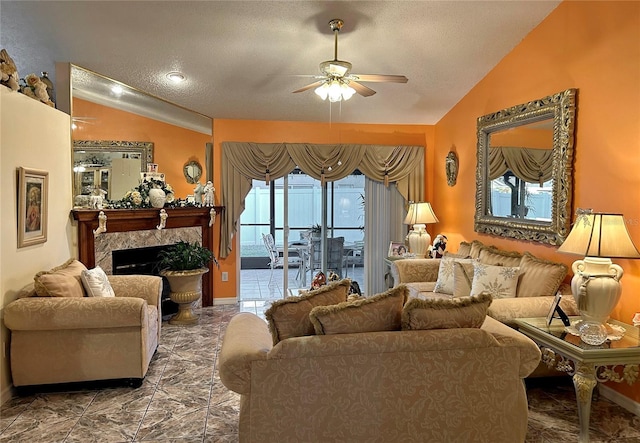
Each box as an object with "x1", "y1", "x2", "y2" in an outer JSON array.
[
  {"x1": 160, "y1": 268, "x2": 209, "y2": 325},
  {"x1": 148, "y1": 188, "x2": 166, "y2": 208}
]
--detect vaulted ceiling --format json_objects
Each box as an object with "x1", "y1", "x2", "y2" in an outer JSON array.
[{"x1": 1, "y1": 1, "x2": 560, "y2": 125}]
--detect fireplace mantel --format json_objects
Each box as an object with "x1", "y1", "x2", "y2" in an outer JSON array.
[{"x1": 72, "y1": 207, "x2": 223, "y2": 306}]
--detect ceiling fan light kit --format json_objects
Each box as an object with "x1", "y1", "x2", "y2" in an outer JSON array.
[{"x1": 294, "y1": 18, "x2": 408, "y2": 102}]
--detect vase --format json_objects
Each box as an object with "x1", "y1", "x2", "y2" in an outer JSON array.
[
  {"x1": 160, "y1": 268, "x2": 209, "y2": 325},
  {"x1": 571, "y1": 257, "x2": 623, "y2": 326},
  {"x1": 148, "y1": 188, "x2": 166, "y2": 208}
]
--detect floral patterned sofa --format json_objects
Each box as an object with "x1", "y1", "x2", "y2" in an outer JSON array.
[
  {"x1": 219, "y1": 280, "x2": 541, "y2": 442},
  {"x1": 4, "y1": 259, "x2": 162, "y2": 388},
  {"x1": 389, "y1": 239, "x2": 578, "y2": 328}
]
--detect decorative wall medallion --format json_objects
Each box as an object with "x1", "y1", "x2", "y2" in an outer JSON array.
[{"x1": 446, "y1": 151, "x2": 458, "y2": 186}]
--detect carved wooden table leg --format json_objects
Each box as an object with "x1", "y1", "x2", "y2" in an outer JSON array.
[{"x1": 572, "y1": 362, "x2": 597, "y2": 443}]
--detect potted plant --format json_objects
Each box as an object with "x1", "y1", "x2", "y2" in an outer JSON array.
[
  {"x1": 158, "y1": 241, "x2": 218, "y2": 325},
  {"x1": 310, "y1": 223, "x2": 322, "y2": 238}
]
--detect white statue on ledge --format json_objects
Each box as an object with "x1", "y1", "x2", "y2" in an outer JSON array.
[
  {"x1": 194, "y1": 182, "x2": 204, "y2": 205},
  {"x1": 203, "y1": 181, "x2": 215, "y2": 207}
]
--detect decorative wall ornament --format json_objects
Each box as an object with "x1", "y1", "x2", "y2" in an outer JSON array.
[{"x1": 445, "y1": 151, "x2": 458, "y2": 186}]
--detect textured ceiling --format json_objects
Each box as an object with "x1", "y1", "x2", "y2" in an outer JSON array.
[{"x1": 1, "y1": 1, "x2": 560, "y2": 125}]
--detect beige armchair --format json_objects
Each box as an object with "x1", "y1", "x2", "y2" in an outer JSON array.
[{"x1": 4, "y1": 274, "x2": 162, "y2": 388}]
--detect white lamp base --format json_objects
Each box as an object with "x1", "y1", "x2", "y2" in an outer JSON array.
[
  {"x1": 407, "y1": 224, "x2": 431, "y2": 258},
  {"x1": 571, "y1": 257, "x2": 624, "y2": 344}
]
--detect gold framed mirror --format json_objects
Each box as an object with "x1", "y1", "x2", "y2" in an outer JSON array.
[
  {"x1": 73, "y1": 140, "x2": 153, "y2": 202},
  {"x1": 475, "y1": 89, "x2": 577, "y2": 245}
]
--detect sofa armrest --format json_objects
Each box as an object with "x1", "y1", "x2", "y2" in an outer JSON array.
[
  {"x1": 219, "y1": 313, "x2": 272, "y2": 395},
  {"x1": 4, "y1": 296, "x2": 147, "y2": 331},
  {"x1": 481, "y1": 316, "x2": 542, "y2": 378},
  {"x1": 390, "y1": 258, "x2": 441, "y2": 285},
  {"x1": 488, "y1": 294, "x2": 578, "y2": 328},
  {"x1": 109, "y1": 275, "x2": 162, "y2": 307}
]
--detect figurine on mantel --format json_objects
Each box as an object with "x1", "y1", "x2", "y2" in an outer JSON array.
[
  {"x1": 203, "y1": 181, "x2": 215, "y2": 207},
  {"x1": 194, "y1": 182, "x2": 204, "y2": 205},
  {"x1": 90, "y1": 187, "x2": 107, "y2": 209}
]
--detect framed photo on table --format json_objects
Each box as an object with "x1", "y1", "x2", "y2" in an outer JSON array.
[
  {"x1": 388, "y1": 241, "x2": 407, "y2": 257},
  {"x1": 17, "y1": 167, "x2": 48, "y2": 248},
  {"x1": 546, "y1": 292, "x2": 569, "y2": 326}
]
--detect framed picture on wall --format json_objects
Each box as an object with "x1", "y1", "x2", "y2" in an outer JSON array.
[
  {"x1": 388, "y1": 241, "x2": 407, "y2": 257},
  {"x1": 17, "y1": 167, "x2": 48, "y2": 248}
]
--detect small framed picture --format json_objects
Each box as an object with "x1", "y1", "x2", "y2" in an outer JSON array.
[
  {"x1": 546, "y1": 292, "x2": 563, "y2": 326},
  {"x1": 388, "y1": 241, "x2": 407, "y2": 257},
  {"x1": 17, "y1": 167, "x2": 48, "y2": 248}
]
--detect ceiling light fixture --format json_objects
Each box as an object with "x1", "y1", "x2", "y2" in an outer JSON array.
[
  {"x1": 166, "y1": 72, "x2": 186, "y2": 83},
  {"x1": 314, "y1": 78, "x2": 355, "y2": 102}
]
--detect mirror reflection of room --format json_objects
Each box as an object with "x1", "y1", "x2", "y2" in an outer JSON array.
[
  {"x1": 488, "y1": 118, "x2": 554, "y2": 221},
  {"x1": 69, "y1": 64, "x2": 213, "y2": 205}
]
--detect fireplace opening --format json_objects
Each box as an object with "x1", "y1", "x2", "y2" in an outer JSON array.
[{"x1": 112, "y1": 245, "x2": 178, "y2": 316}]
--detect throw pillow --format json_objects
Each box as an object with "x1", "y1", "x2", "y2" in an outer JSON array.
[
  {"x1": 33, "y1": 259, "x2": 87, "y2": 297},
  {"x1": 469, "y1": 240, "x2": 486, "y2": 259},
  {"x1": 456, "y1": 241, "x2": 472, "y2": 258},
  {"x1": 309, "y1": 285, "x2": 407, "y2": 335},
  {"x1": 452, "y1": 261, "x2": 475, "y2": 297},
  {"x1": 517, "y1": 252, "x2": 568, "y2": 298},
  {"x1": 470, "y1": 262, "x2": 520, "y2": 299},
  {"x1": 81, "y1": 266, "x2": 115, "y2": 297},
  {"x1": 478, "y1": 247, "x2": 522, "y2": 267},
  {"x1": 434, "y1": 256, "x2": 475, "y2": 295},
  {"x1": 401, "y1": 292, "x2": 492, "y2": 330},
  {"x1": 264, "y1": 279, "x2": 350, "y2": 345}
]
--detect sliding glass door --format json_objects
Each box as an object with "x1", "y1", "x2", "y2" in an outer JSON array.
[{"x1": 240, "y1": 169, "x2": 365, "y2": 297}]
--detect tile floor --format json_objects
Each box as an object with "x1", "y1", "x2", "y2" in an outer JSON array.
[{"x1": 1, "y1": 271, "x2": 640, "y2": 442}]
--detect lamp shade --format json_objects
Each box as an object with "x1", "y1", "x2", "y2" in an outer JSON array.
[
  {"x1": 558, "y1": 212, "x2": 640, "y2": 258},
  {"x1": 404, "y1": 202, "x2": 439, "y2": 225}
]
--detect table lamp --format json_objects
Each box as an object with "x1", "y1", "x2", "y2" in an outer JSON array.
[
  {"x1": 404, "y1": 202, "x2": 439, "y2": 258},
  {"x1": 558, "y1": 209, "x2": 640, "y2": 344}
]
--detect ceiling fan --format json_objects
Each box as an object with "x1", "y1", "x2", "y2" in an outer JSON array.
[{"x1": 293, "y1": 19, "x2": 408, "y2": 102}]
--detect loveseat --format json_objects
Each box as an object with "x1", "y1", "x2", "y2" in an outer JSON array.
[
  {"x1": 4, "y1": 259, "x2": 162, "y2": 388},
  {"x1": 389, "y1": 239, "x2": 579, "y2": 328},
  {"x1": 220, "y1": 280, "x2": 541, "y2": 442}
]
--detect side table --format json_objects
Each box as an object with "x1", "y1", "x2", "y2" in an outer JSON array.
[{"x1": 515, "y1": 317, "x2": 640, "y2": 442}]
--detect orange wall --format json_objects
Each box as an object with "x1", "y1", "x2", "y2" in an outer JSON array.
[
  {"x1": 72, "y1": 98, "x2": 212, "y2": 198},
  {"x1": 434, "y1": 1, "x2": 640, "y2": 401},
  {"x1": 210, "y1": 119, "x2": 435, "y2": 298}
]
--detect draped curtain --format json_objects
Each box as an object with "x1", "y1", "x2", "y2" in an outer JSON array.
[
  {"x1": 488, "y1": 146, "x2": 554, "y2": 184},
  {"x1": 220, "y1": 142, "x2": 424, "y2": 258}
]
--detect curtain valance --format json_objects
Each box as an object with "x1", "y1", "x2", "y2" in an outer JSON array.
[
  {"x1": 219, "y1": 142, "x2": 425, "y2": 258},
  {"x1": 488, "y1": 146, "x2": 553, "y2": 185}
]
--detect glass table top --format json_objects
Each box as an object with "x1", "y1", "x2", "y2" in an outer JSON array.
[{"x1": 516, "y1": 317, "x2": 640, "y2": 353}]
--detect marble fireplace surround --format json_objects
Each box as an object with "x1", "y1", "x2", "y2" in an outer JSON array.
[
  {"x1": 95, "y1": 227, "x2": 201, "y2": 274},
  {"x1": 72, "y1": 207, "x2": 222, "y2": 306}
]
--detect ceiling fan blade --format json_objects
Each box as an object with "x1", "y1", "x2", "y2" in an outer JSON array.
[
  {"x1": 292, "y1": 80, "x2": 326, "y2": 94},
  {"x1": 349, "y1": 81, "x2": 376, "y2": 97},
  {"x1": 349, "y1": 74, "x2": 408, "y2": 83}
]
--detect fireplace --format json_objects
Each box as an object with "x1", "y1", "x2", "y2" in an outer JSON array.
[
  {"x1": 72, "y1": 207, "x2": 222, "y2": 306},
  {"x1": 112, "y1": 244, "x2": 178, "y2": 315}
]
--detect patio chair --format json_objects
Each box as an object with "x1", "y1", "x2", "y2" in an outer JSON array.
[{"x1": 262, "y1": 233, "x2": 303, "y2": 284}]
